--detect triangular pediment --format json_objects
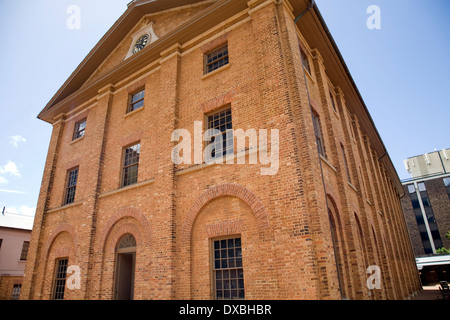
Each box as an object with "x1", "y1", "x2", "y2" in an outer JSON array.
[
  {"x1": 82, "y1": 1, "x2": 215, "y2": 88},
  {"x1": 39, "y1": 0, "x2": 220, "y2": 121}
]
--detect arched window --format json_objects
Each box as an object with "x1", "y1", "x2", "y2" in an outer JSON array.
[{"x1": 117, "y1": 234, "x2": 136, "y2": 251}]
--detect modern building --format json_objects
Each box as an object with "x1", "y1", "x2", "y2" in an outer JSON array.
[
  {"x1": 401, "y1": 149, "x2": 450, "y2": 284},
  {"x1": 22, "y1": 0, "x2": 420, "y2": 300},
  {"x1": 0, "y1": 212, "x2": 33, "y2": 300}
]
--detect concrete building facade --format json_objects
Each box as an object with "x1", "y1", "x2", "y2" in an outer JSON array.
[
  {"x1": 22, "y1": 0, "x2": 420, "y2": 300},
  {"x1": 401, "y1": 149, "x2": 450, "y2": 284}
]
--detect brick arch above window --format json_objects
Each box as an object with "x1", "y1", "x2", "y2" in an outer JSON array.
[
  {"x1": 181, "y1": 183, "x2": 270, "y2": 242},
  {"x1": 98, "y1": 206, "x2": 152, "y2": 252},
  {"x1": 43, "y1": 223, "x2": 78, "y2": 260}
]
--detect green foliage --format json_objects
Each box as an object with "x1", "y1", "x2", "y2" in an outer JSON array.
[
  {"x1": 435, "y1": 231, "x2": 450, "y2": 254},
  {"x1": 436, "y1": 247, "x2": 450, "y2": 254}
]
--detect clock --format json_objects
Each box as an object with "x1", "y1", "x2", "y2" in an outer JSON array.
[{"x1": 132, "y1": 34, "x2": 149, "y2": 55}]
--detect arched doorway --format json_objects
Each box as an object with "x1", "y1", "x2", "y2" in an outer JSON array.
[{"x1": 114, "y1": 234, "x2": 136, "y2": 300}]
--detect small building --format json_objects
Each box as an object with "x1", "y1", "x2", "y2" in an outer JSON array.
[
  {"x1": 401, "y1": 149, "x2": 450, "y2": 284},
  {"x1": 0, "y1": 212, "x2": 33, "y2": 300}
]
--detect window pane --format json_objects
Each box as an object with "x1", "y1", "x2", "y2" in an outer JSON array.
[
  {"x1": 64, "y1": 168, "x2": 78, "y2": 205},
  {"x1": 444, "y1": 177, "x2": 450, "y2": 187},
  {"x1": 205, "y1": 45, "x2": 229, "y2": 74},
  {"x1": 300, "y1": 47, "x2": 311, "y2": 74},
  {"x1": 206, "y1": 108, "x2": 233, "y2": 160},
  {"x1": 73, "y1": 119, "x2": 87, "y2": 140},
  {"x1": 20, "y1": 241, "x2": 29, "y2": 260},
  {"x1": 329, "y1": 92, "x2": 336, "y2": 111},
  {"x1": 11, "y1": 284, "x2": 21, "y2": 300},
  {"x1": 53, "y1": 259, "x2": 68, "y2": 300},
  {"x1": 213, "y1": 237, "x2": 244, "y2": 300},
  {"x1": 312, "y1": 112, "x2": 326, "y2": 158},
  {"x1": 122, "y1": 144, "x2": 140, "y2": 187},
  {"x1": 407, "y1": 184, "x2": 416, "y2": 194},
  {"x1": 418, "y1": 182, "x2": 426, "y2": 192},
  {"x1": 128, "y1": 90, "x2": 145, "y2": 113}
]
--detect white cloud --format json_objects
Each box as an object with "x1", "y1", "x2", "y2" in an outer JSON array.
[
  {"x1": 0, "y1": 176, "x2": 8, "y2": 184},
  {"x1": 0, "y1": 189, "x2": 25, "y2": 194},
  {"x1": 0, "y1": 161, "x2": 21, "y2": 177},
  {"x1": 19, "y1": 205, "x2": 36, "y2": 216},
  {"x1": 9, "y1": 135, "x2": 26, "y2": 147}
]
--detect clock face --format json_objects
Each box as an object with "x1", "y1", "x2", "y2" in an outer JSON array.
[{"x1": 133, "y1": 34, "x2": 149, "y2": 54}]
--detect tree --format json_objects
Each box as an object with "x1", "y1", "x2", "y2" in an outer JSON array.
[{"x1": 436, "y1": 231, "x2": 450, "y2": 254}]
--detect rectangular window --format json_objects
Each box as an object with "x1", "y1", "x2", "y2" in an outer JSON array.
[
  {"x1": 128, "y1": 89, "x2": 145, "y2": 113},
  {"x1": 52, "y1": 258, "x2": 68, "y2": 300},
  {"x1": 444, "y1": 177, "x2": 450, "y2": 199},
  {"x1": 73, "y1": 119, "x2": 87, "y2": 140},
  {"x1": 63, "y1": 167, "x2": 79, "y2": 205},
  {"x1": 329, "y1": 91, "x2": 337, "y2": 112},
  {"x1": 212, "y1": 237, "x2": 244, "y2": 300},
  {"x1": 300, "y1": 47, "x2": 311, "y2": 74},
  {"x1": 206, "y1": 108, "x2": 233, "y2": 160},
  {"x1": 444, "y1": 177, "x2": 450, "y2": 187},
  {"x1": 205, "y1": 44, "x2": 229, "y2": 74},
  {"x1": 410, "y1": 182, "x2": 443, "y2": 254},
  {"x1": 122, "y1": 143, "x2": 141, "y2": 187},
  {"x1": 312, "y1": 111, "x2": 326, "y2": 158},
  {"x1": 11, "y1": 284, "x2": 21, "y2": 300},
  {"x1": 20, "y1": 241, "x2": 29, "y2": 261},
  {"x1": 417, "y1": 182, "x2": 426, "y2": 192},
  {"x1": 341, "y1": 143, "x2": 352, "y2": 183}
]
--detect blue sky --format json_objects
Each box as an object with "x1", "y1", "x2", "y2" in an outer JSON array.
[{"x1": 0, "y1": 0, "x2": 448, "y2": 220}]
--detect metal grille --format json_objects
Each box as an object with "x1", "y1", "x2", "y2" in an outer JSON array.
[
  {"x1": 205, "y1": 45, "x2": 229, "y2": 74},
  {"x1": 128, "y1": 89, "x2": 145, "y2": 113},
  {"x1": 206, "y1": 108, "x2": 233, "y2": 160},
  {"x1": 122, "y1": 144, "x2": 140, "y2": 187},
  {"x1": 20, "y1": 241, "x2": 29, "y2": 261},
  {"x1": 64, "y1": 168, "x2": 78, "y2": 205},
  {"x1": 329, "y1": 91, "x2": 337, "y2": 112},
  {"x1": 300, "y1": 47, "x2": 311, "y2": 74},
  {"x1": 312, "y1": 112, "x2": 326, "y2": 158},
  {"x1": 11, "y1": 284, "x2": 21, "y2": 300},
  {"x1": 118, "y1": 234, "x2": 137, "y2": 249},
  {"x1": 73, "y1": 119, "x2": 86, "y2": 140},
  {"x1": 52, "y1": 258, "x2": 68, "y2": 300},
  {"x1": 213, "y1": 238, "x2": 244, "y2": 300},
  {"x1": 341, "y1": 144, "x2": 351, "y2": 183}
]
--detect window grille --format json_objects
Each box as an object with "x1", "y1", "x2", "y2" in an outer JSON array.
[
  {"x1": 52, "y1": 258, "x2": 68, "y2": 300},
  {"x1": 122, "y1": 143, "x2": 140, "y2": 187},
  {"x1": 64, "y1": 168, "x2": 78, "y2": 205},
  {"x1": 205, "y1": 44, "x2": 229, "y2": 74},
  {"x1": 212, "y1": 237, "x2": 244, "y2": 300},
  {"x1": 206, "y1": 108, "x2": 233, "y2": 160}
]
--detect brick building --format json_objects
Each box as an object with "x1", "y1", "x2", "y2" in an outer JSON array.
[
  {"x1": 22, "y1": 0, "x2": 420, "y2": 300},
  {"x1": 0, "y1": 213, "x2": 33, "y2": 300},
  {"x1": 401, "y1": 149, "x2": 450, "y2": 284}
]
